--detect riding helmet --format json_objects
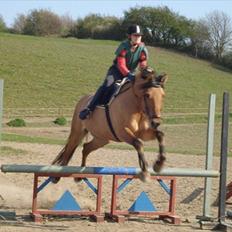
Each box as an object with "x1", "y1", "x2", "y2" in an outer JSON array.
[{"x1": 127, "y1": 24, "x2": 143, "y2": 35}]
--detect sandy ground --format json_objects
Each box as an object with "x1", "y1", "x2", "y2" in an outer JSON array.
[{"x1": 0, "y1": 137, "x2": 232, "y2": 231}]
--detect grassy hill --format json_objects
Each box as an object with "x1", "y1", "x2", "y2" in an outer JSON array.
[{"x1": 0, "y1": 32, "x2": 232, "y2": 112}]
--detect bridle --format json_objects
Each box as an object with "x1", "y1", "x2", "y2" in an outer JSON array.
[{"x1": 142, "y1": 81, "x2": 162, "y2": 128}]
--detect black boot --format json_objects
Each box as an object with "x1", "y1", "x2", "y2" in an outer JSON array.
[
  {"x1": 79, "y1": 108, "x2": 91, "y2": 120},
  {"x1": 79, "y1": 86, "x2": 105, "y2": 120}
]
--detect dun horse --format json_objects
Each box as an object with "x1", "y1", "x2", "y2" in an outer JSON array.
[{"x1": 52, "y1": 67, "x2": 167, "y2": 182}]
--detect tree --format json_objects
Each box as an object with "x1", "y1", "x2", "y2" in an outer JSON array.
[
  {"x1": 23, "y1": 9, "x2": 62, "y2": 36},
  {"x1": 190, "y1": 20, "x2": 212, "y2": 58},
  {"x1": 74, "y1": 14, "x2": 104, "y2": 38},
  {"x1": 0, "y1": 15, "x2": 6, "y2": 32},
  {"x1": 221, "y1": 51, "x2": 232, "y2": 69},
  {"x1": 13, "y1": 14, "x2": 27, "y2": 34},
  {"x1": 202, "y1": 11, "x2": 232, "y2": 61},
  {"x1": 60, "y1": 14, "x2": 75, "y2": 37},
  {"x1": 73, "y1": 14, "x2": 123, "y2": 40},
  {"x1": 123, "y1": 6, "x2": 193, "y2": 49}
]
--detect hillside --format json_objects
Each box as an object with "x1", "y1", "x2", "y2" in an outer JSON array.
[{"x1": 0, "y1": 33, "x2": 232, "y2": 112}]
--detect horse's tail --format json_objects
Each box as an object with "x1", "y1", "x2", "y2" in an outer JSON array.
[
  {"x1": 52, "y1": 123, "x2": 87, "y2": 166},
  {"x1": 52, "y1": 100, "x2": 88, "y2": 166}
]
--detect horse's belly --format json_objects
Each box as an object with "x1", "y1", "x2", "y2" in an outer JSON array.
[{"x1": 84, "y1": 109, "x2": 117, "y2": 141}]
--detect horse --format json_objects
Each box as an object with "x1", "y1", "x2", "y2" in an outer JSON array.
[{"x1": 52, "y1": 66, "x2": 168, "y2": 182}]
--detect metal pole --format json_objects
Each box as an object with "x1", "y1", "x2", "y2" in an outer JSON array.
[
  {"x1": 0, "y1": 80, "x2": 3, "y2": 143},
  {"x1": 0, "y1": 165, "x2": 220, "y2": 177},
  {"x1": 203, "y1": 94, "x2": 216, "y2": 218},
  {"x1": 218, "y1": 92, "x2": 229, "y2": 227}
]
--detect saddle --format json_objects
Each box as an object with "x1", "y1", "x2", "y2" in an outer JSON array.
[{"x1": 98, "y1": 78, "x2": 129, "y2": 107}]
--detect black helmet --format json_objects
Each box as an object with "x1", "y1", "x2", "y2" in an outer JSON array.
[{"x1": 127, "y1": 24, "x2": 143, "y2": 35}]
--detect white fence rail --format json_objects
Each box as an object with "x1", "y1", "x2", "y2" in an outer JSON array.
[{"x1": 3, "y1": 107, "x2": 224, "y2": 118}]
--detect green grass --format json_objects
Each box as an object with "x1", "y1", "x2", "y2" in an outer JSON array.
[
  {"x1": 0, "y1": 33, "x2": 231, "y2": 156},
  {"x1": 163, "y1": 113, "x2": 232, "y2": 124},
  {"x1": 1, "y1": 32, "x2": 232, "y2": 112},
  {"x1": 2, "y1": 133, "x2": 65, "y2": 145},
  {"x1": 0, "y1": 146, "x2": 27, "y2": 156},
  {"x1": 2, "y1": 121, "x2": 231, "y2": 156}
]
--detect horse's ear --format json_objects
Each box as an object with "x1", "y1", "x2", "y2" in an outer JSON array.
[
  {"x1": 140, "y1": 66, "x2": 155, "y2": 80},
  {"x1": 156, "y1": 73, "x2": 168, "y2": 87}
]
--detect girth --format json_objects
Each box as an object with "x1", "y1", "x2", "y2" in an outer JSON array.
[{"x1": 105, "y1": 105, "x2": 120, "y2": 141}]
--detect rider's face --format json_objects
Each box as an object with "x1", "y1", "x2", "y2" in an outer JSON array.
[{"x1": 130, "y1": 34, "x2": 142, "y2": 45}]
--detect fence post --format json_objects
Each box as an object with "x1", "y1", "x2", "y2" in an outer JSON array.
[
  {"x1": 203, "y1": 93, "x2": 216, "y2": 218},
  {"x1": 0, "y1": 80, "x2": 4, "y2": 143},
  {"x1": 217, "y1": 92, "x2": 229, "y2": 229}
]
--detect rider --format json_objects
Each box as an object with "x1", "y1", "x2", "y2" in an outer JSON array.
[{"x1": 79, "y1": 24, "x2": 149, "y2": 120}]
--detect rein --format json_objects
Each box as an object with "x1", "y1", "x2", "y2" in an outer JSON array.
[{"x1": 143, "y1": 96, "x2": 151, "y2": 119}]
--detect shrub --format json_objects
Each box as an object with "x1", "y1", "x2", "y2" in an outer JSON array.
[
  {"x1": 53, "y1": 117, "x2": 67, "y2": 125},
  {"x1": 7, "y1": 118, "x2": 26, "y2": 127}
]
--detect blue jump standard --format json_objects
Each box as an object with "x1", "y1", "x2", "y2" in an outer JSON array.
[
  {"x1": 52, "y1": 190, "x2": 81, "y2": 211},
  {"x1": 129, "y1": 191, "x2": 157, "y2": 212},
  {"x1": 1, "y1": 165, "x2": 219, "y2": 177}
]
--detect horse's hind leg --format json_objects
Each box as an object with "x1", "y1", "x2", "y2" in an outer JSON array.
[
  {"x1": 52, "y1": 118, "x2": 87, "y2": 183},
  {"x1": 52, "y1": 129, "x2": 87, "y2": 166},
  {"x1": 153, "y1": 130, "x2": 166, "y2": 172},
  {"x1": 74, "y1": 137, "x2": 109, "y2": 182}
]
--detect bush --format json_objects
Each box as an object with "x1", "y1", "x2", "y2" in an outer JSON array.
[
  {"x1": 23, "y1": 9, "x2": 62, "y2": 36},
  {"x1": 53, "y1": 117, "x2": 67, "y2": 125},
  {"x1": 7, "y1": 118, "x2": 26, "y2": 127}
]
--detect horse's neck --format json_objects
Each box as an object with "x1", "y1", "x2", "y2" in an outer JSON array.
[{"x1": 116, "y1": 84, "x2": 142, "y2": 114}]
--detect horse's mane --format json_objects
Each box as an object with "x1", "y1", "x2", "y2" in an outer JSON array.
[
  {"x1": 141, "y1": 79, "x2": 162, "y2": 89},
  {"x1": 118, "y1": 67, "x2": 165, "y2": 96}
]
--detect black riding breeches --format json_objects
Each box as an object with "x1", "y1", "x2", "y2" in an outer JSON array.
[{"x1": 87, "y1": 65, "x2": 124, "y2": 110}]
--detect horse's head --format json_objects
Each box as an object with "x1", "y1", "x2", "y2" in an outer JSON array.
[{"x1": 133, "y1": 66, "x2": 168, "y2": 129}]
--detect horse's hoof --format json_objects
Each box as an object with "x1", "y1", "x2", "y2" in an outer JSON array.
[
  {"x1": 153, "y1": 161, "x2": 163, "y2": 173},
  {"x1": 74, "y1": 177, "x2": 83, "y2": 183},
  {"x1": 51, "y1": 177, "x2": 60, "y2": 184},
  {"x1": 138, "y1": 171, "x2": 151, "y2": 182}
]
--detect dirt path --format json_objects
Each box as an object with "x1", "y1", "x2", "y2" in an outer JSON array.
[{"x1": 1, "y1": 141, "x2": 232, "y2": 231}]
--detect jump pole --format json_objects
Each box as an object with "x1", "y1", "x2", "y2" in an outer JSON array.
[{"x1": 0, "y1": 165, "x2": 220, "y2": 177}]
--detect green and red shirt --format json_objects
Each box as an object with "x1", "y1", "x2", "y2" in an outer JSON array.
[{"x1": 114, "y1": 39, "x2": 148, "y2": 76}]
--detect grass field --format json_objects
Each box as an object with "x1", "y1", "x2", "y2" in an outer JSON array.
[
  {"x1": 0, "y1": 33, "x2": 231, "y2": 156},
  {"x1": 2, "y1": 120, "x2": 232, "y2": 156},
  {"x1": 1, "y1": 32, "x2": 232, "y2": 112}
]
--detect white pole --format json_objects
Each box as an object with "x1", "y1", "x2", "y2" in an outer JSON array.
[{"x1": 203, "y1": 93, "x2": 216, "y2": 218}]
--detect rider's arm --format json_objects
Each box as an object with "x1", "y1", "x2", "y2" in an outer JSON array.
[
  {"x1": 139, "y1": 50, "x2": 148, "y2": 68},
  {"x1": 116, "y1": 49, "x2": 130, "y2": 77}
]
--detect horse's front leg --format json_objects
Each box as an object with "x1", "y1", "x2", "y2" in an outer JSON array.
[
  {"x1": 153, "y1": 130, "x2": 166, "y2": 172},
  {"x1": 129, "y1": 136, "x2": 150, "y2": 182},
  {"x1": 133, "y1": 138, "x2": 150, "y2": 182},
  {"x1": 120, "y1": 128, "x2": 150, "y2": 182}
]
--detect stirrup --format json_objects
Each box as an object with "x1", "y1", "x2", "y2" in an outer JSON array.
[{"x1": 79, "y1": 108, "x2": 91, "y2": 120}]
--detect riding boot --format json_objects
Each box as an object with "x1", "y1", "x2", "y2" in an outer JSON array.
[{"x1": 79, "y1": 86, "x2": 105, "y2": 120}]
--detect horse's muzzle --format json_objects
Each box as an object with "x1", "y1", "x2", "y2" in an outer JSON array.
[{"x1": 151, "y1": 118, "x2": 161, "y2": 129}]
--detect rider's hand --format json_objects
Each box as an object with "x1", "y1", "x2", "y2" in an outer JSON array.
[{"x1": 127, "y1": 72, "x2": 135, "y2": 81}]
